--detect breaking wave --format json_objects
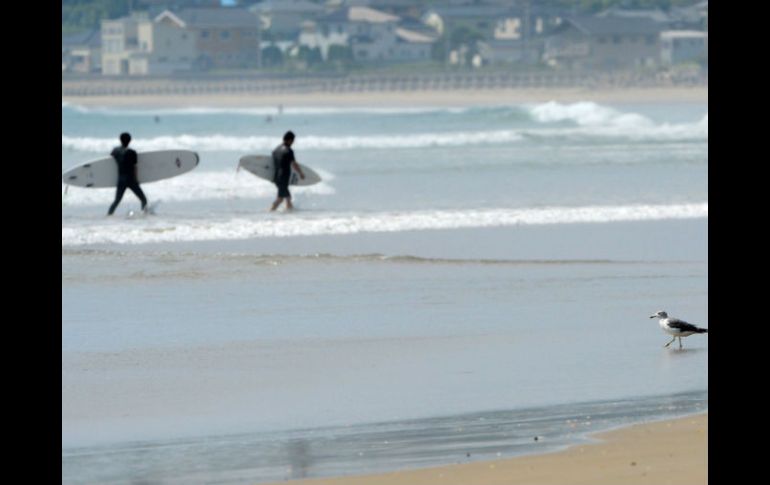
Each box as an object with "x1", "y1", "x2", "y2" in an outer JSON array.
[{"x1": 62, "y1": 203, "x2": 707, "y2": 245}]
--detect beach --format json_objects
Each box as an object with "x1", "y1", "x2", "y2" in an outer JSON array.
[
  {"x1": 62, "y1": 221, "x2": 708, "y2": 484},
  {"x1": 261, "y1": 412, "x2": 707, "y2": 485},
  {"x1": 62, "y1": 85, "x2": 707, "y2": 484},
  {"x1": 62, "y1": 85, "x2": 707, "y2": 108}
]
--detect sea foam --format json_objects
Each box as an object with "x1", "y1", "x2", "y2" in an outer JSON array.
[
  {"x1": 61, "y1": 115, "x2": 706, "y2": 153},
  {"x1": 62, "y1": 203, "x2": 708, "y2": 246}
]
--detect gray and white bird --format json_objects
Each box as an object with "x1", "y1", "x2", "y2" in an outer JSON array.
[{"x1": 650, "y1": 311, "x2": 708, "y2": 349}]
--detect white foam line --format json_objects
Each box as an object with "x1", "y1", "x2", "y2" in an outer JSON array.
[
  {"x1": 61, "y1": 118, "x2": 707, "y2": 153},
  {"x1": 61, "y1": 203, "x2": 708, "y2": 246},
  {"x1": 61, "y1": 131, "x2": 529, "y2": 153}
]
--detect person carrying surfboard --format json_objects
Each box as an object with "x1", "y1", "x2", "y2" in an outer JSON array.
[
  {"x1": 270, "y1": 131, "x2": 305, "y2": 211},
  {"x1": 107, "y1": 132, "x2": 148, "y2": 216}
]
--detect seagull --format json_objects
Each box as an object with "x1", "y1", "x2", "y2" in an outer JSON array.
[{"x1": 650, "y1": 311, "x2": 708, "y2": 349}]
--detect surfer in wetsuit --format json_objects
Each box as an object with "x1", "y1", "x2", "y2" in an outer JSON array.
[
  {"x1": 270, "y1": 130, "x2": 305, "y2": 211},
  {"x1": 107, "y1": 132, "x2": 147, "y2": 216}
]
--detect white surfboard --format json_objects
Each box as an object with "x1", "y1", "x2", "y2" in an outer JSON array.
[
  {"x1": 238, "y1": 155, "x2": 321, "y2": 186},
  {"x1": 62, "y1": 150, "x2": 200, "y2": 188}
]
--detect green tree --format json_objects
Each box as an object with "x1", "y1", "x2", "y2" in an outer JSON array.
[
  {"x1": 62, "y1": 0, "x2": 131, "y2": 34},
  {"x1": 261, "y1": 45, "x2": 284, "y2": 67},
  {"x1": 431, "y1": 34, "x2": 447, "y2": 63},
  {"x1": 327, "y1": 44, "x2": 353, "y2": 64},
  {"x1": 449, "y1": 26, "x2": 484, "y2": 66},
  {"x1": 324, "y1": 44, "x2": 354, "y2": 71},
  {"x1": 297, "y1": 46, "x2": 323, "y2": 67}
]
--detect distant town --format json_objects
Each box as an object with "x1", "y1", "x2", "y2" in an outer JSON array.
[{"x1": 62, "y1": 0, "x2": 708, "y2": 94}]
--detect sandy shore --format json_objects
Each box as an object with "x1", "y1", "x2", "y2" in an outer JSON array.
[
  {"x1": 261, "y1": 413, "x2": 707, "y2": 485},
  {"x1": 62, "y1": 86, "x2": 707, "y2": 108}
]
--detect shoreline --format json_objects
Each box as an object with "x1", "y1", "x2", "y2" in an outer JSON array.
[
  {"x1": 63, "y1": 218, "x2": 708, "y2": 263},
  {"x1": 262, "y1": 412, "x2": 707, "y2": 485},
  {"x1": 62, "y1": 86, "x2": 707, "y2": 108}
]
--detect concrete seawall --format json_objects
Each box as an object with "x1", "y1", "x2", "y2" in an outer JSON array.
[{"x1": 62, "y1": 70, "x2": 707, "y2": 97}]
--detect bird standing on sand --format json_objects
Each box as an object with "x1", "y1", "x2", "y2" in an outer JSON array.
[{"x1": 650, "y1": 311, "x2": 708, "y2": 349}]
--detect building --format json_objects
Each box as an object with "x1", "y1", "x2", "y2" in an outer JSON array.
[
  {"x1": 63, "y1": 29, "x2": 102, "y2": 73},
  {"x1": 390, "y1": 26, "x2": 436, "y2": 63},
  {"x1": 100, "y1": 12, "x2": 196, "y2": 76},
  {"x1": 478, "y1": 39, "x2": 533, "y2": 65},
  {"x1": 596, "y1": 4, "x2": 707, "y2": 31},
  {"x1": 249, "y1": 0, "x2": 326, "y2": 40},
  {"x1": 338, "y1": 0, "x2": 428, "y2": 21},
  {"x1": 422, "y1": 4, "x2": 510, "y2": 40},
  {"x1": 298, "y1": 20, "x2": 348, "y2": 61},
  {"x1": 544, "y1": 16, "x2": 662, "y2": 70},
  {"x1": 101, "y1": 14, "x2": 143, "y2": 75},
  {"x1": 133, "y1": 11, "x2": 198, "y2": 75},
  {"x1": 660, "y1": 30, "x2": 707, "y2": 66},
  {"x1": 423, "y1": 4, "x2": 562, "y2": 66},
  {"x1": 307, "y1": 6, "x2": 435, "y2": 63},
  {"x1": 596, "y1": 5, "x2": 672, "y2": 24},
  {"x1": 173, "y1": 8, "x2": 262, "y2": 69},
  {"x1": 668, "y1": 1, "x2": 708, "y2": 30}
]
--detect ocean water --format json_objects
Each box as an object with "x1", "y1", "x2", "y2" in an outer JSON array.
[{"x1": 61, "y1": 99, "x2": 708, "y2": 484}]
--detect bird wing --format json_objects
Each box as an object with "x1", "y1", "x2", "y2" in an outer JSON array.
[{"x1": 666, "y1": 318, "x2": 700, "y2": 332}]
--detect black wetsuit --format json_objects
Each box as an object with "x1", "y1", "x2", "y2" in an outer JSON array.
[
  {"x1": 272, "y1": 143, "x2": 295, "y2": 198},
  {"x1": 108, "y1": 146, "x2": 147, "y2": 215}
]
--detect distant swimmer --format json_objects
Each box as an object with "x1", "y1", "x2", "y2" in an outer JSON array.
[
  {"x1": 270, "y1": 130, "x2": 305, "y2": 211},
  {"x1": 154, "y1": 115, "x2": 161, "y2": 123},
  {"x1": 107, "y1": 132, "x2": 148, "y2": 216},
  {"x1": 649, "y1": 311, "x2": 708, "y2": 349}
]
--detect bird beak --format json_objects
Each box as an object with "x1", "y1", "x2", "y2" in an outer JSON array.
[{"x1": 649, "y1": 315, "x2": 656, "y2": 318}]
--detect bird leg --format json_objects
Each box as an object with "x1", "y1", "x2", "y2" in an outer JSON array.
[
  {"x1": 678, "y1": 337, "x2": 683, "y2": 349},
  {"x1": 664, "y1": 336, "x2": 676, "y2": 348}
]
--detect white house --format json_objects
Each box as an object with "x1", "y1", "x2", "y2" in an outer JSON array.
[
  {"x1": 101, "y1": 15, "x2": 142, "y2": 75},
  {"x1": 101, "y1": 11, "x2": 197, "y2": 76}
]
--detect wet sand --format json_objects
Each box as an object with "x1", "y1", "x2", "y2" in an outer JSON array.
[{"x1": 261, "y1": 413, "x2": 707, "y2": 485}]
